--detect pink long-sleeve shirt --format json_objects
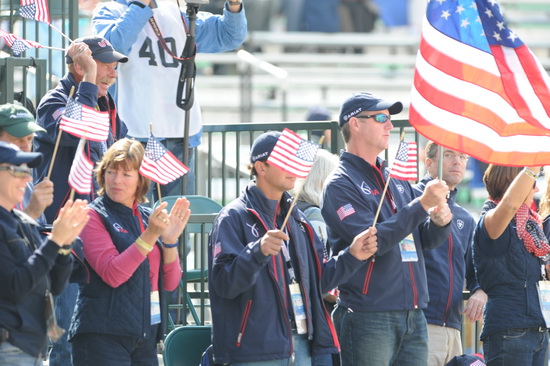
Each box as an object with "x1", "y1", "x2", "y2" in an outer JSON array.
[{"x1": 80, "y1": 208, "x2": 182, "y2": 291}]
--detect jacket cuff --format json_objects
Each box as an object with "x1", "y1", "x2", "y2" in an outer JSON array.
[{"x1": 76, "y1": 82, "x2": 99, "y2": 108}]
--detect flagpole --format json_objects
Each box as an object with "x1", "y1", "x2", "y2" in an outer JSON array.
[
  {"x1": 280, "y1": 136, "x2": 325, "y2": 230},
  {"x1": 40, "y1": 45, "x2": 67, "y2": 52},
  {"x1": 47, "y1": 86, "x2": 75, "y2": 180},
  {"x1": 372, "y1": 131, "x2": 405, "y2": 226},
  {"x1": 48, "y1": 23, "x2": 72, "y2": 43}
]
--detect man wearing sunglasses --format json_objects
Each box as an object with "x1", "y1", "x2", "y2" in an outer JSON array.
[
  {"x1": 417, "y1": 141, "x2": 487, "y2": 366},
  {"x1": 0, "y1": 103, "x2": 52, "y2": 225},
  {"x1": 321, "y1": 92, "x2": 452, "y2": 365}
]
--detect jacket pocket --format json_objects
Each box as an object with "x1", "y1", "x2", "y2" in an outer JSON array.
[{"x1": 236, "y1": 299, "x2": 253, "y2": 347}]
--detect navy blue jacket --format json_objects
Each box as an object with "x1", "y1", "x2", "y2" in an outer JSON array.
[
  {"x1": 69, "y1": 195, "x2": 166, "y2": 342},
  {"x1": 321, "y1": 152, "x2": 451, "y2": 312},
  {"x1": 415, "y1": 176, "x2": 479, "y2": 330},
  {"x1": 208, "y1": 183, "x2": 366, "y2": 364},
  {"x1": 474, "y1": 208, "x2": 546, "y2": 339},
  {"x1": 0, "y1": 208, "x2": 72, "y2": 357},
  {"x1": 34, "y1": 74, "x2": 127, "y2": 223}
]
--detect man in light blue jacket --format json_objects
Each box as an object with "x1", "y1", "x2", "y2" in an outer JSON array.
[{"x1": 93, "y1": 0, "x2": 247, "y2": 199}]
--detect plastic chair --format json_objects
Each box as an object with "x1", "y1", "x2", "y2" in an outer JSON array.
[
  {"x1": 163, "y1": 325, "x2": 212, "y2": 366},
  {"x1": 154, "y1": 195, "x2": 222, "y2": 328}
]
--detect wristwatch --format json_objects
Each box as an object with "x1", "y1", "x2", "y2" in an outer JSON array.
[
  {"x1": 228, "y1": 0, "x2": 242, "y2": 6},
  {"x1": 58, "y1": 244, "x2": 72, "y2": 256}
]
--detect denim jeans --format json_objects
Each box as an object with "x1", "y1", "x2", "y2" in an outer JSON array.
[
  {"x1": 49, "y1": 281, "x2": 79, "y2": 366},
  {"x1": 338, "y1": 308, "x2": 428, "y2": 366},
  {"x1": 483, "y1": 327, "x2": 548, "y2": 366},
  {"x1": 148, "y1": 140, "x2": 196, "y2": 202},
  {"x1": 0, "y1": 342, "x2": 41, "y2": 366},
  {"x1": 71, "y1": 324, "x2": 159, "y2": 366}
]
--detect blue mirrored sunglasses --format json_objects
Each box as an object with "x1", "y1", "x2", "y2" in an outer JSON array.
[{"x1": 355, "y1": 114, "x2": 392, "y2": 123}]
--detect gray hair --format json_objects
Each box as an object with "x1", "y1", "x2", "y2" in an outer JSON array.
[{"x1": 293, "y1": 149, "x2": 339, "y2": 206}]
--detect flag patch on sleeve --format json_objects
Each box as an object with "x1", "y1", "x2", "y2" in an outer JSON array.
[{"x1": 336, "y1": 204, "x2": 355, "y2": 221}]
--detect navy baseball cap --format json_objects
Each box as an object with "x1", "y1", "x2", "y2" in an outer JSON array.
[
  {"x1": 338, "y1": 92, "x2": 403, "y2": 127},
  {"x1": 65, "y1": 36, "x2": 128, "y2": 64},
  {"x1": 445, "y1": 354, "x2": 486, "y2": 366},
  {"x1": 0, "y1": 141, "x2": 42, "y2": 167},
  {"x1": 305, "y1": 105, "x2": 332, "y2": 121},
  {"x1": 250, "y1": 131, "x2": 281, "y2": 163}
]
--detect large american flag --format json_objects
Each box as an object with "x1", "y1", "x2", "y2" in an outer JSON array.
[
  {"x1": 0, "y1": 29, "x2": 42, "y2": 56},
  {"x1": 20, "y1": 0, "x2": 51, "y2": 24},
  {"x1": 410, "y1": 0, "x2": 550, "y2": 166},
  {"x1": 59, "y1": 98, "x2": 110, "y2": 142},
  {"x1": 68, "y1": 142, "x2": 94, "y2": 194},
  {"x1": 140, "y1": 133, "x2": 189, "y2": 185},
  {"x1": 266, "y1": 128, "x2": 320, "y2": 179},
  {"x1": 390, "y1": 140, "x2": 418, "y2": 181}
]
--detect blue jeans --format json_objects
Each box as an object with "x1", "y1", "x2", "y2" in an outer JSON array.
[
  {"x1": 49, "y1": 282, "x2": 79, "y2": 366},
  {"x1": 71, "y1": 325, "x2": 159, "y2": 366},
  {"x1": 231, "y1": 332, "x2": 313, "y2": 366},
  {"x1": 338, "y1": 308, "x2": 428, "y2": 366},
  {"x1": 483, "y1": 327, "x2": 548, "y2": 366},
  {"x1": 148, "y1": 140, "x2": 196, "y2": 202},
  {"x1": 0, "y1": 342, "x2": 41, "y2": 366}
]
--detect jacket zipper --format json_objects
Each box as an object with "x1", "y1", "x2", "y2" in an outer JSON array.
[
  {"x1": 443, "y1": 234, "x2": 454, "y2": 325},
  {"x1": 362, "y1": 258, "x2": 376, "y2": 294},
  {"x1": 409, "y1": 263, "x2": 418, "y2": 308},
  {"x1": 236, "y1": 300, "x2": 253, "y2": 347}
]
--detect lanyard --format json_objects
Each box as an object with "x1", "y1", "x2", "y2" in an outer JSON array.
[{"x1": 147, "y1": 7, "x2": 196, "y2": 62}]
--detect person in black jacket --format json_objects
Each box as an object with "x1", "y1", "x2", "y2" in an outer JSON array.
[
  {"x1": 0, "y1": 141, "x2": 89, "y2": 366},
  {"x1": 208, "y1": 131, "x2": 378, "y2": 365}
]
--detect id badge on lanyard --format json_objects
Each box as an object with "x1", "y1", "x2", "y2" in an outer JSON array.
[
  {"x1": 282, "y1": 240, "x2": 307, "y2": 334},
  {"x1": 151, "y1": 290, "x2": 161, "y2": 325},
  {"x1": 537, "y1": 265, "x2": 550, "y2": 328},
  {"x1": 399, "y1": 234, "x2": 418, "y2": 262}
]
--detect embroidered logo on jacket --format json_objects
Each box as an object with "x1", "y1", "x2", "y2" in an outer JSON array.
[
  {"x1": 457, "y1": 219, "x2": 464, "y2": 230},
  {"x1": 336, "y1": 204, "x2": 356, "y2": 221},
  {"x1": 395, "y1": 184, "x2": 405, "y2": 194},
  {"x1": 247, "y1": 222, "x2": 259, "y2": 237},
  {"x1": 360, "y1": 182, "x2": 380, "y2": 196},
  {"x1": 113, "y1": 223, "x2": 128, "y2": 233}
]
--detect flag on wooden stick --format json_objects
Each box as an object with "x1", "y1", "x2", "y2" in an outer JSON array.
[
  {"x1": 140, "y1": 133, "x2": 189, "y2": 185},
  {"x1": 267, "y1": 128, "x2": 320, "y2": 179},
  {"x1": 68, "y1": 139, "x2": 94, "y2": 195},
  {"x1": 59, "y1": 98, "x2": 110, "y2": 142},
  {"x1": 390, "y1": 140, "x2": 418, "y2": 181},
  {"x1": 20, "y1": 0, "x2": 51, "y2": 24}
]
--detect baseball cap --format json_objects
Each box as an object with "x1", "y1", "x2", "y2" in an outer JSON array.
[
  {"x1": 0, "y1": 103, "x2": 45, "y2": 138},
  {"x1": 250, "y1": 131, "x2": 281, "y2": 163},
  {"x1": 65, "y1": 36, "x2": 129, "y2": 64},
  {"x1": 338, "y1": 92, "x2": 403, "y2": 127},
  {"x1": 0, "y1": 141, "x2": 42, "y2": 168},
  {"x1": 445, "y1": 354, "x2": 486, "y2": 366},
  {"x1": 305, "y1": 105, "x2": 332, "y2": 121}
]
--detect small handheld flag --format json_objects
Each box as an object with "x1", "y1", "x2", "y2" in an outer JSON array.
[
  {"x1": 20, "y1": 0, "x2": 51, "y2": 24},
  {"x1": 0, "y1": 29, "x2": 42, "y2": 56},
  {"x1": 267, "y1": 128, "x2": 320, "y2": 179},
  {"x1": 59, "y1": 98, "x2": 111, "y2": 142},
  {"x1": 140, "y1": 133, "x2": 189, "y2": 185},
  {"x1": 68, "y1": 139, "x2": 94, "y2": 195},
  {"x1": 390, "y1": 141, "x2": 418, "y2": 181}
]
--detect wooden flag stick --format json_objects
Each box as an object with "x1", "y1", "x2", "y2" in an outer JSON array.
[
  {"x1": 372, "y1": 131, "x2": 406, "y2": 226},
  {"x1": 280, "y1": 136, "x2": 325, "y2": 230},
  {"x1": 40, "y1": 45, "x2": 67, "y2": 51},
  {"x1": 47, "y1": 86, "x2": 75, "y2": 180},
  {"x1": 48, "y1": 23, "x2": 72, "y2": 43}
]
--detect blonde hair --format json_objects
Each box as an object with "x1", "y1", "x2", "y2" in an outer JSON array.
[
  {"x1": 293, "y1": 149, "x2": 339, "y2": 206},
  {"x1": 95, "y1": 138, "x2": 150, "y2": 203}
]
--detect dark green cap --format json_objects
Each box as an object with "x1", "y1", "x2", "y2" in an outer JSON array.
[{"x1": 0, "y1": 103, "x2": 45, "y2": 138}]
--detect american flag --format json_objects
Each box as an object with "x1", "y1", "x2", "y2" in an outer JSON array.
[
  {"x1": 410, "y1": 0, "x2": 550, "y2": 166},
  {"x1": 266, "y1": 128, "x2": 319, "y2": 179},
  {"x1": 20, "y1": 0, "x2": 51, "y2": 24},
  {"x1": 336, "y1": 203, "x2": 356, "y2": 221},
  {"x1": 59, "y1": 98, "x2": 110, "y2": 142},
  {"x1": 390, "y1": 140, "x2": 418, "y2": 181},
  {"x1": 0, "y1": 29, "x2": 42, "y2": 56},
  {"x1": 140, "y1": 133, "x2": 189, "y2": 185},
  {"x1": 68, "y1": 141, "x2": 94, "y2": 194}
]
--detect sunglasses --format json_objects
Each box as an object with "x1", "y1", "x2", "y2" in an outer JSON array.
[
  {"x1": 355, "y1": 114, "x2": 392, "y2": 123},
  {"x1": 0, "y1": 165, "x2": 32, "y2": 178}
]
